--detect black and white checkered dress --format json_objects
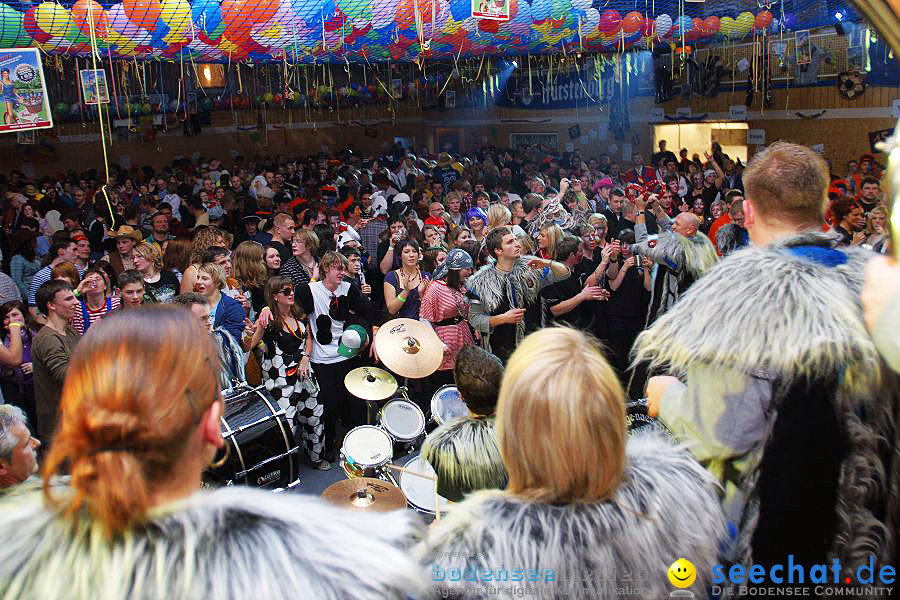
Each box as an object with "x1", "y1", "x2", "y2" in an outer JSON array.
[{"x1": 260, "y1": 323, "x2": 324, "y2": 464}]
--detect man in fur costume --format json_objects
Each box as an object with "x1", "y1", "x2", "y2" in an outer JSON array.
[
  {"x1": 421, "y1": 345, "x2": 508, "y2": 502},
  {"x1": 631, "y1": 197, "x2": 718, "y2": 324},
  {"x1": 466, "y1": 227, "x2": 570, "y2": 363},
  {"x1": 635, "y1": 142, "x2": 899, "y2": 584}
]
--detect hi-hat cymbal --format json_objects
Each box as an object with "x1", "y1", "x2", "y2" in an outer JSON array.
[
  {"x1": 375, "y1": 318, "x2": 444, "y2": 379},
  {"x1": 321, "y1": 477, "x2": 407, "y2": 512},
  {"x1": 345, "y1": 366, "x2": 398, "y2": 401}
]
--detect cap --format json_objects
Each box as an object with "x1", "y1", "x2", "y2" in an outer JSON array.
[
  {"x1": 338, "y1": 324, "x2": 368, "y2": 358},
  {"x1": 424, "y1": 216, "x2": 446, "y2": 228},
  {"x1": 243, "y1": 214, "x2": 262, "y2": 223},
  {"x1": 704, "y1": 169, "x2": 716, "y2": 178},
  {"x1": 208, "y1": 206, "x2": 225, "y2": 220},
  {"x1": 393, "y1": 192, "x2": 411, "y2": 204}
]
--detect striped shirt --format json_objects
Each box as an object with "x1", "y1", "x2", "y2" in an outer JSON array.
[
  {"x1": 280, "y1": 257, "x2": 312, "y2": 288},
  {"x1": 419, "y1": 280, "x2": 474, "y2": 372},
  {"x1": 70, "y1": 296, "x2": 122, "y2": 335}
]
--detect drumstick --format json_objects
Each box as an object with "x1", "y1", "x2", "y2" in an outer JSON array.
[
  {"x1": 385, "y1": 463, "x2": 437, "y2": 481},
  {"x1": 433, "y1": 479, "x2": 441, "y2": 521}
]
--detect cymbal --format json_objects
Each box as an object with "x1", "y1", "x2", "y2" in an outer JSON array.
[
  {"x1": 321, "y1": 477, "x2": 407, "y2": 512},
  {"x1": 345, "y1": 366, "x2": 398, "y2": 401},
  {"x1": 375, "y1": 318, "x2": 443, "y2": 379}
]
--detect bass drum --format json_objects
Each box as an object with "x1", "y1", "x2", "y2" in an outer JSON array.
[{"x1": 205, "y1": 385, "x2": 299, "y2": 489}]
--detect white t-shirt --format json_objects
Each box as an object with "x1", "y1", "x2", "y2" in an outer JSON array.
[{"x1": 308, "y1": 280, "x2": 351, "y2": 364}]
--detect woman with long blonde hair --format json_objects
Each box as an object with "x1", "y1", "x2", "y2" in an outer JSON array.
[
  {"x1": 535, "y1": 223, "x2": 563, "y2": 261},
  {"x1": 418, "y1": 327, "x2": 724, "y2": 599},
  {"x1": 0, "y1": 307, "x2": 422, "y2": 599}
]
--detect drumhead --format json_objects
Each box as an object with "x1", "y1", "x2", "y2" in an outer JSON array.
[
  {"x1": 343, "y1": 425, "x2": 393, "y2": 467},
  {"x1": 380, "y1": 400, "x2": 425, "y2": 441},
  {"x1": 400, "y1": 454, "x2": 448, "y2": 515},
  {"x1": 431, "y1": 385, "x2": 467, "y2": 425}
]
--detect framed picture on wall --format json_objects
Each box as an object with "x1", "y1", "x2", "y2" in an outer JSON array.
[
  {"x1": 510, "y1": 132, "x2": 558, "y2": 151},
  {"x1": 795, "y1": 30, "x2": 811, "y2": 65},
  {"x1": 79, "y1": 69, "x2": 110, "y2": 104}
]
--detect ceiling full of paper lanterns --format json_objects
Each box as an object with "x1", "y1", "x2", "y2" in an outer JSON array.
[{"x1": 0, "y1": 0, "x2": 858, "y2": 62}]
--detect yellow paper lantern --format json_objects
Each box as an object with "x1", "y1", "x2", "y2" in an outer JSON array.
[
  {"x1": 735, "y1": 12, "x2": 754, "y2": 36},
  {"x1": 35, "y1": 2, "x2": 74, "y2": 38}
]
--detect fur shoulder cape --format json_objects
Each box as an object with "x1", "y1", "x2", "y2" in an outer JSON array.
[
  {"x1": 421, "y1": 416, "x2": 508, "y2": 502},
  {"x1": 416, "y1": 434, "x2": 725, "y2": 599},
  {"x1": 0, "y1": 486, "x2": 425, "y2": 600},
  {"x1": 670, "y1": 229, "x2": 718, "y2": 277},
  {"x1": 633, "y1": 231, "x2": 882, "y2": 398},
  {"x1": 466, "y1": 256, "x2": 541, "y2": 313}
]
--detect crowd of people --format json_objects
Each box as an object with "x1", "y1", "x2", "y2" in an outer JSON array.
[{"x1": 0, "y1": 137, "x2": 896, "y2": 599}]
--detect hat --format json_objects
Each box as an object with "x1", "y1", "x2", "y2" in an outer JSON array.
[
  {"x1": 338, "y1": 324, "x2": 368, "y2": 358},
  {"x1": 109, "y1": 225, "x2": 143, "y2": 241},
  {"x1": 71, "y1": 232, "x2": 89, "y2": 243},
  {"x1": 392, "y1": 192, "x2": 411, "y2": 204},
  {"x1": 466, "y1": 207, "x2": 488, "y2": 225},
  {"x1": 24, "y1": 184, "x2": 37, "y2": 196},
  {"x1": 424, "y1": 216, "x2": 446, "y2": 228},
  {"x1": 595, "y1": 177, "x2": 613, "y2": 190},
  {"x1": 438, "y1": 152, "x2": 452, "y2": 167},
  {"x1": 243, "y1": 214, "x2": 262, "y2": 224},
  {"x1": 370, "y1": 193, "x2": 388, "y2": 217},
  {"x1": 208, "y1": 206, "x2": 225, "y2": 220},
  {"x1": 337, "y1": 224, "x2": 361, "y2": 249}
]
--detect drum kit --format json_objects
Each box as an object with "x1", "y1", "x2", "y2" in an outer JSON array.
[
  {"x1": 332, "y1": 318, "x2": 455, "y2": 517},
  {"x1": 205, "y1": 319, "x2": 458, "y2": 518}
]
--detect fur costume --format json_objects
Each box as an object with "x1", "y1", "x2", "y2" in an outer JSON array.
[
  {"x1": 715, "y1": 223, "x2": 748, "y2": 257},
  {"x1": 466, "y1": 256, "x2": 542, "y2": 353},
  {"x1": 632, "y1": 223, "x2": 718, "y2": 323},
  {"x1": 420, "y1": 416, "x2": 508, "y2": 502},
  {"x1": 213, "y1": 326, "x2": 246, "y2": 389},
  {"x1": 632, "y1": 231, "x2": 899, "y2": 586},
  {"x1": 0, "y1": 486, "x2": 425, "y2": 600},
  {"x1": 416, "y1": 434, "x2": 725, "y2": 600}
]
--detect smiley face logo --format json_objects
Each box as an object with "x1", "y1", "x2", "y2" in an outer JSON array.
[{"x1": 667, "y1": 558, "x2": 696, "y2": 588}]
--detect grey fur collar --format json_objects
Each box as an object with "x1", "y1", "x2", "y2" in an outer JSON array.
[
  {"x1": 633, "y1": 230, "x2": 883, "y2": 398},
  {"x1": 416, "y1": 434, "x2": 725, "y2": 599},
  {"x1": 466, "y1": 256, "x2": 541, "y2": 313},
  {"x1": 0, "y1": 487, "x2": 424, "y2": 600}
]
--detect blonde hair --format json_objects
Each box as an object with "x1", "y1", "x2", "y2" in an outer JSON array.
[
  {"x1": 43, "y1": 307, "x2": 220, "y2": 536},
  {"x1": 198, "y1": 262, "x2": 227, "y2": 290},
  {"x1": 293, "y1": 228, "x2": 320, "y2": 256},
  {"x1": 497, "y1": 327, "x2": 625, "y2": 503},
  {"x1": 539, "y1": 224, "x2": 564, "y2": 260},
  {"x1": 865, "y1": 206, "x2": 886, "y2": 236},
  {"x1": 487, "y1": 203, "x2": 512, "y2": 230},
  {"x1": 587, "y1": 213, "x2": 608, "y2": 227},
  {"x1": 232, "y1": 241, "x2": 268, "y2": 289},
  {"x1": 133, "y1": 242, "x2": 163, "y2": 272},
  {"x1": 189, "y1": 226, "x2": 225, "y2": 265}
]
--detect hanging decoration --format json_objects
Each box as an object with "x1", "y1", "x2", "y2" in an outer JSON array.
[{"x1": 0, "y1": 0, "x2": 854, "y2": 62}]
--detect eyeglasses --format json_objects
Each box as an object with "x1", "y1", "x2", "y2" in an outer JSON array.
[{"x1": 278, "y1": 287, "x2": 293, "y2": 296}]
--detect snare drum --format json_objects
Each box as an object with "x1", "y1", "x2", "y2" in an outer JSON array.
[
  {"x1": 206, "y1": 385, "x2": 298, "y2": 489},
  {"x1": 399, "y1": 454, "x2": 449, "y2": 516},
  {"x1": 341, "y1": 425, "x2": 393, "y2": 478},
  {"x1": 430, "y1": 385, "x2": 468, "y2": 426}
]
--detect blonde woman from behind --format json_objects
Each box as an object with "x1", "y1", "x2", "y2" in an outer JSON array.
[{"x1": 418, "y1": 327, "x2": 725, "y2": 599}]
